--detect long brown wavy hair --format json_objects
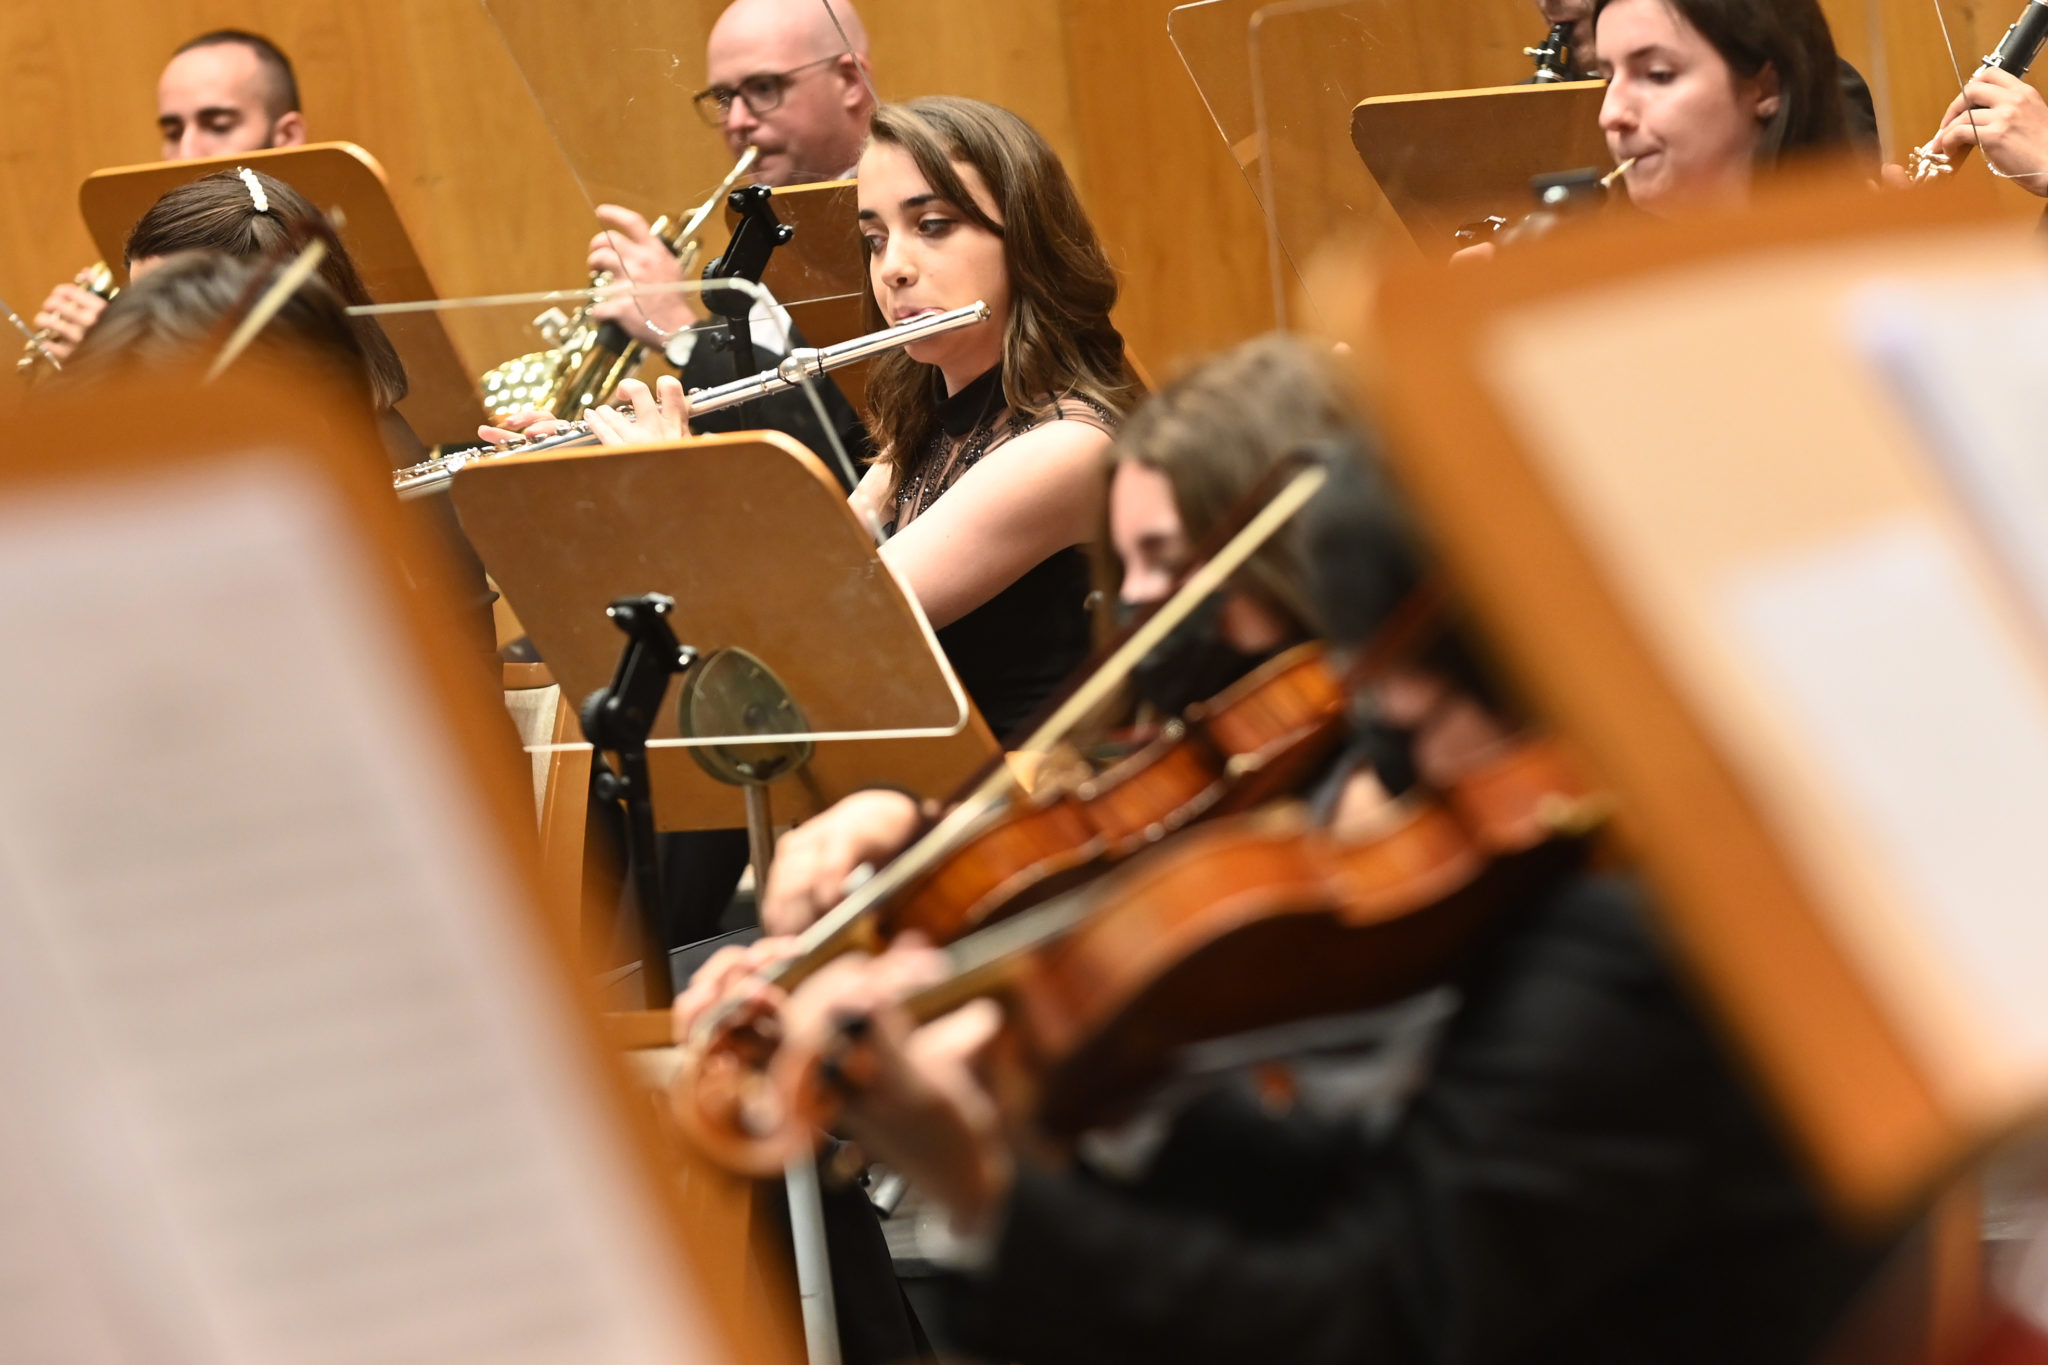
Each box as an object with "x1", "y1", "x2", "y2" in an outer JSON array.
[{"x1": 860, "y1": 97, "x2": 1137, "y2": 479}]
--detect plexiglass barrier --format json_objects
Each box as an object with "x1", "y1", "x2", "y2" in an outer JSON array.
[{"x1": 1172, "y1": 0, "x2": 1894, "y2": 326}]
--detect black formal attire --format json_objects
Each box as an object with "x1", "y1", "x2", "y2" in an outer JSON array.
[
  {"x1": 939, "y1": 872, "x2": 1889, "y2": 1365},
  {"x1": 678, "y1": 322, "x2": 870, "y2": 493},
  {"x1": 884, "y1": 364, "x2": 1107, "y2": 743}
]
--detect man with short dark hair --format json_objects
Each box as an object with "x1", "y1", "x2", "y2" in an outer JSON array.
[
  {"x1": 31, "y1": 30, "x2": 307, "y2": 363},
  {"x1": 157, "y1": 29, "x2": 306, "y2": 161}
]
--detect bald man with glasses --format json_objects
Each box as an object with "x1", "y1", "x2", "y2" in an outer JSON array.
[{"x1": 586, "y1": 0, "x2": 875, "y2": 348}]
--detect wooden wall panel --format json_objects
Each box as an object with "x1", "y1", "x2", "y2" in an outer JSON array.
[
  {"x1": 1057, "y1": 1, "x2": 1278, "y2": 375},
  {"x1": 862, "y1": 0, "x2": 1085, "y2": 171},
  {"x1": 0, "y1": 0, "x2": 2035, "y2": 396}
]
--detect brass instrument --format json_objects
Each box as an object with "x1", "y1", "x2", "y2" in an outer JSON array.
[
  {"x1": 480, "y1": 147, "x2": 760, "y2": 421},
  {"x1": 1909, "y1": 0, "x2": 2048, "y2": 181},
  {"x1": 16, "y1": 262, "x2": 118, "y2": 377},
  {"x1": 398, "y1": 300, "x2": 992, "y2": 500}
]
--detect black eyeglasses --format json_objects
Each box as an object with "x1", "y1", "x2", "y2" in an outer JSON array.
[{"x1": 693, "y1": 55, "x2": 843, "y2": 125}]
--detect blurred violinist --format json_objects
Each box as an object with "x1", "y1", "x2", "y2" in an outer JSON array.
[
  {"x1": 58, "y1": 251, "x2": 494, "y2": 678},
  {"x1": 66, "y1": 171, "x2": 494, "y2": 670},
  {"x1": 733, "y1": 334, "x2": 1891, "y2": 1365},
  {"x1": 740, "y1": 333, "x2": 1335, "y2": 942},
  {"x1": 116, "y1": 169, "x2": 409, "y2": 428}
]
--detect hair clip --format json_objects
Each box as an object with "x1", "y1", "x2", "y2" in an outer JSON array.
[{"x1": 236, "y1": 167, "x2": 269, "y2": 214}]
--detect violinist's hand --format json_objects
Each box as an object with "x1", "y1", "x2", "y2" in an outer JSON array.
[
  {"x1": 588, "y1": 205, "x2": 697, "y2": 345},
  {"x1": 670, "y1": 935, "x2": 805, "y2": 1042},
  {"x1": 760, "y1": 789, "x2": 931, "y2": 935},
  {"x1": 1448, "y1": 242, "x2": 1497, "y2": 267},
  {"x1": 587, "y1": 375, "x2": 692, "y2": 446},
  {"x1": 1932, "y1": 68, "x2": 2048, "y2": 195},
  {"x1": 778, "y1": 942, "x2": 1016, "y2": 1235},
  {"x1": 31, "y1": 280, "x2": 109, "y2": 360}
]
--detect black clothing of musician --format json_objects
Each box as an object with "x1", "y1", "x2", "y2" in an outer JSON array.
[
  {"x1": 674, "y1": 322, "x2": 870, "y2": 493},
  {"x1": 938, "y1": 870, "x2": 1887, "y2": 1365},
  {"x1": 886, "y1": 363, "x2": 1104, "y2": 744}
]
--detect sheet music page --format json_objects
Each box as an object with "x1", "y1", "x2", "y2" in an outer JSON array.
[
  {"x1": 1855, "y1": 280, "x2": 2048, "y2": 638},
  {"x1": 0, "y1": 458, "x2": 724, "y2": 1365},
  {"x1": 1726, "y1": 521, "x2": 2048, "y2": 1073}
]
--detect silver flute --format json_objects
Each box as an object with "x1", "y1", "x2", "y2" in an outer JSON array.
[{"x1": 395, "y1": 300, "x2": 991, "y2": 499}]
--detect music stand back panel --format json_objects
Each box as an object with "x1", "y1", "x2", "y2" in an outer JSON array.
[
  {"x1": 451, "y1": 430, "x2": 996, "y2": 830},
  {"x1": 1352, "y1": 82, "x2": 1612, "y2": 257},
  {"x1": 80, "y1": 142, "x2": 484, "y2": 445},
  {"x1": 1367, "y1": 173, "x2": 2048, "y2": 1222}
]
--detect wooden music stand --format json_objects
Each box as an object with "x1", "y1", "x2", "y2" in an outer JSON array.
[
  {"x1": 448, "y1": 429, "x2": 999, "y2": 832},
  {"x1": 737, "y1": 179, "x2": 873, "y2": 413},
  {"x1": 1351, "y1": 81, "x2": 1612, "y2": 257},
  {"x1": 78, "y1": 142, "x2": 484, "y2": 445},
  {"x1": 1363, "y1": 169, "x2": 2048, "y2": 1225},
  {"x1": 0, "y1": 361, "x2": 799, "y2": 1365}
]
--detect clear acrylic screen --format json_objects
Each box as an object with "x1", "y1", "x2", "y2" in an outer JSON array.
[{"x1": 1171, "y1": 0, "x2": 1894, "y2": 325}]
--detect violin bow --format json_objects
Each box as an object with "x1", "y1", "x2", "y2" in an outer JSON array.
[{"x1": 766, "y1": 456, "x2": 1336, "y2": 986}]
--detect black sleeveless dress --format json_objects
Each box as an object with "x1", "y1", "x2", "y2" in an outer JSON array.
[{"x1": 886, "y1": 365, "x2": 1114, "y2": 743}]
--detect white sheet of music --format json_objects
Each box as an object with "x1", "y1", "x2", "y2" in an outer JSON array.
[
  {"x1": 1857, "y1": 280, "x2": 2048, "y2": 637},
  {"x1": 1726, "y1": 520, "x2": 2048, "y2": 1071},
  {"x1": 0, "y1": 458, "x2": 722, "y2": 1365}
]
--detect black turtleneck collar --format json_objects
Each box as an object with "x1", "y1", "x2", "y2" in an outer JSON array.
[{"x1": 937, "y1": 363, "x2": 1006, "y2": 438}]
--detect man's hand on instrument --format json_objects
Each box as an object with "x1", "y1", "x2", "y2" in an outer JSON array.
[
  {"x1": 587, "y1": 375, "x2": 690, "y2": 446},
  {"x1": 1934, "y1": 68, "x2": 2048, "y2": 195},
  {"x1": 775, "y1": 942, "x2": 1016, "y2": 1235},
  {"x1": 588, "y1": 205, "x2": 697, "y2": 344},
  {"x1": 31, "y1": 281, "x2": 109, "y2": 360},
  {"x1": 760, "y1": 789, "x2": 931, "y2": 936}
]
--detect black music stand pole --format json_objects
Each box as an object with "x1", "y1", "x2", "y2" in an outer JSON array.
[
  {"x1": 581, "y1": 593, "x2": 697, "y2": 1007},
  {"x1": 702, "y1": 184, "x2": 796, "y2": 423}
]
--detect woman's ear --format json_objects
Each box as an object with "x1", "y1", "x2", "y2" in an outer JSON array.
[{"x1": 1752, "y1": 62, "x2": 1784, "y2": 122}]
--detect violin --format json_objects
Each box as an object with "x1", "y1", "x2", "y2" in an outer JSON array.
[
  {"x1": 687, "y1": 735, "x2": 1606, "y2": 1176},
  {"x1": 843, "y1": 641, "x2": 1347, "y2": 950},
  {"x1": 668, "y1": 642, "x2": 1349, "y2": 1171},
  {"x1": 755, "y1": 459, "x2": 1339, "y2": 1001}
]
